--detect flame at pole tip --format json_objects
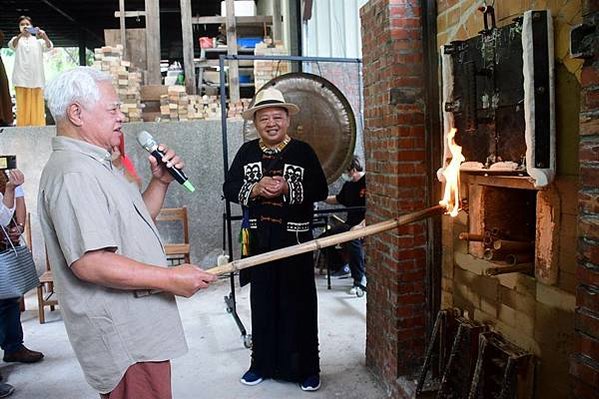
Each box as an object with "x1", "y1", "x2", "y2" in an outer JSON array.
[{"x1": 439, "y1": 128, "x2": 464, "y2": 217}]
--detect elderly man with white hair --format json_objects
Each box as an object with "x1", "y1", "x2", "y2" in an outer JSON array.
[{"x1": 38, "y1": 67, "x2": 216, "y2": 399}]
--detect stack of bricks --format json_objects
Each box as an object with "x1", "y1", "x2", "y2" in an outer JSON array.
[
  {"x1": 159, "y1": 92, "x2": 233, "y2": 121},
  {"x1": 168, "y1": 86, "x2": 188, "y2": 121},
  {"x1": 186, "y1": 95, "x2": 204, "y2": 120},
  {"x1": 92, "y1": 45, "x2": 143, "y2": 122},
  {"x1": 254, "y1": 40, "x2": 290, "y2": 92},
  {"x1": 203, "y1": 96, "x2": 221, "y2": 120},
  {"x1": 227, "y1": 99, "x2": 251, "y2": 119}
]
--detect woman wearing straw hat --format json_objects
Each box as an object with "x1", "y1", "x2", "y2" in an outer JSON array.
[{"x1": 224, "y1": 87, "x2": 328, "y2": 392}]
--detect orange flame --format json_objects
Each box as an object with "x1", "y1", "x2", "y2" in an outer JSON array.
[{"x1": 439, "y1": 128, "x2": 464, "y2": 217}]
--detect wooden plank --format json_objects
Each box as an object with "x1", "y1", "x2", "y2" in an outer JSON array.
[
  {"x1": 462, "y1": 174, "x2": 539, "y2": 190},
  {"x1": 226, "y1": 0, "x2": 240, "y2": 102},
  {"x1": 179, "y1": 0, "x2": 196, "y2": 94},
  {"x1": 114, "y1": 11, "x2": 146, "y2": 18},
  {"x1": 119, "y1": 0, "x2": 127, "y2": 60},
  {"x1": 145, "y1": 0, "x2": 161, "y2": 84},
  {"x1": 191, "y1": 16, "x2": 273, "y2": 25}
]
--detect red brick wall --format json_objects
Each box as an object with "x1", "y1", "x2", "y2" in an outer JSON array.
[
  {"x1": 573, "y1": 1, "x2": 599, "y2": 397},
  {"x1": 360, "y1": 0, "x2": 428, "y2": 395}
]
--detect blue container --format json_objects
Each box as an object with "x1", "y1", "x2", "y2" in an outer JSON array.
[{"x1": 237, "y1": 37, "x2": 262, "y2": 48}]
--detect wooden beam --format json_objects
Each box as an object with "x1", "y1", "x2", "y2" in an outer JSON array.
[
  {"x1": 145, "y1": 0, "x2": 161, "y2": 84},
  {"x1": 191, "y1": 16, "x2": 273, "y2": 25},
  {"x1": 226, "y1": 0, "x2": 240, "y2": 102},
  {"x1": 272, "y1": 0, "x2": 282, "y2": 41},
  {"x1": 38, "y1": 0, "x2": 104, "y2": 43},
  {"x1": 119, "y1": 0, "x2": 127, "y2": 60},
  {"x1": 180, "y1": 0, "x2": 196, "y2": 94},
  {"x1": 114, "y1": 11, "x2": 147, "y2": 18}
]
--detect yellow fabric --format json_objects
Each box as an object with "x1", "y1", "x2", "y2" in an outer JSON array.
[
  {"x1": 240, "y1": 228, "x2": 250, "y2": 257},
  {"x1": 15, "y1": 87, "x2": 45, "y2": 127}
]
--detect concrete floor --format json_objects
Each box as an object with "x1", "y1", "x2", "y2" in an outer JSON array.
[{"x1": 1, "y1": 273, "x2": 386, "y2": 399}]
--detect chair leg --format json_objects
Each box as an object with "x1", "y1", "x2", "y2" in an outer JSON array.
[{"x1": 37, "y1": 286, "x2": 45, "y2": 324}]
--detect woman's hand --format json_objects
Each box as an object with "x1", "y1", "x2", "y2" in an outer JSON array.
[{"x1": 5, "y1": 169, "x2": 24, "y2": 189}]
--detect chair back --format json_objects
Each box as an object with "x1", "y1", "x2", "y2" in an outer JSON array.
[
  {"x1": 24, "y1": 212, "x2": 32, "y2": 250},
  {"x1": 156, "y1": 207, "x2": 190, "y2": 265}
]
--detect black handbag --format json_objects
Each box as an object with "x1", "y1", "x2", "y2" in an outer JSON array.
[{"x1": 0, "y1": 224, "x2": 40, "y2": 300}]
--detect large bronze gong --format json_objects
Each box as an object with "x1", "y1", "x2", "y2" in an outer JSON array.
[{"x1": 243, "y1": 73, "x2": 356, "y2": 184}]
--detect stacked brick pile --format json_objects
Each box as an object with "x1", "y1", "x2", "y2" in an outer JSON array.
[
  {"x1": 254, "y1": 40, "x2": 290, "y2": 92},
  {"x1": 92, "y1": 45, "x2": 143, "y2": 122},
  {"x1": 158, "y1": 91, "x2": 250, "y2": 121},
  {"x1": 227, "y1": 99, "x2": 252, "y2": 119}
]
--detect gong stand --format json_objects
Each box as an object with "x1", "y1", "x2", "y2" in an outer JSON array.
[{"x1": 218, "y1": 54, "x2": 363, "y2": 349}]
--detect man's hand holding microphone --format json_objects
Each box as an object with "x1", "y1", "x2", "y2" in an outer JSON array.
[{"x1": 133, "y1": 131, "x2": 216, "y2": 297}]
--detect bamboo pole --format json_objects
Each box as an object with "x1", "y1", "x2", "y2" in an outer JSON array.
[
  {"x1": 209, "y1": 205, "x2": 446, "y2": 275},
  {"x1": 492, "y1": 239, "x2": 533, "y2": 252},
  {"x1": 485, "y1": 263, "x2": 533, "y2": 276},
  {"x1": 505, "y1": 253, "x2": 534, "y2": 266},
  {"x1": 458, "y1": 232, "x2": 484, "y2": 242}
]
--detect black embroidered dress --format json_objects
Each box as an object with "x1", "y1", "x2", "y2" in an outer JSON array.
[{"x1": 223, "y1": 138, "x2": 328, "y2": 382}]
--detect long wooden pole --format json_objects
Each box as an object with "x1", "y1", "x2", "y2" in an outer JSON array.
[{"x1": 209, "y1": 205, "x2": 446, "y2": 275}]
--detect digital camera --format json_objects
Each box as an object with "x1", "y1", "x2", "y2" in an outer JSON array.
[
  {"x1": 25, "y1": 26, "x2": 39, "y2": 35},
  {"x1": 0, "y1": 155, "x2": 17, "y2": 170}
]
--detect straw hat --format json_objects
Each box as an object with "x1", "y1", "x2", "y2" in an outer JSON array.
[{"x1": 242, "y1": 87, "x2": 300, "y2": 120}]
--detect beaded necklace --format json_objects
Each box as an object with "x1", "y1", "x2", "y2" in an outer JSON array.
[{"x1": 259, "y1": 135, "x2": 291, "y2": 155}]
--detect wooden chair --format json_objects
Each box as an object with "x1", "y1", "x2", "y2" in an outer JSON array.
[
  {"x1": 36, "y1": 247, "x2": 58, "y2": 324},
  {"x1": 156, "y1": 207, "x2": 191, "y2": 265}
]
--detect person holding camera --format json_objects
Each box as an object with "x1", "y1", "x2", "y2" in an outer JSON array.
[
  {"x1": 8, "y1": 16, "x2": 52, "y2": 127},
  {"x1": 0, "y1": 169, "x2": 45, "y2": 398}
]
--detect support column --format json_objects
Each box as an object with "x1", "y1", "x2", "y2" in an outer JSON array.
[
  {"x1": 78, "y1": 29, "x2": 86, "y2": 66},
  {"x1": 180, "y1": 0, "x2": 196, "y2": 94},
  {"x1": 119, "y1": 0, "x2": 127, "y2": 60},
  {"x1": 361, "y1": 0, "x2": 429, "y2": 395},
  {"x1": 226, "y1": 0, "x2": 240, "y2": 102},
  {"x1": 145, "y1": 0, "x2": 161, "y2": 84},
  {"x1": 272, "y1": 0, "x2": 282, "y2": 42}
]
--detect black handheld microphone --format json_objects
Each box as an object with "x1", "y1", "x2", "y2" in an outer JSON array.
[{"x1": 136, "y1": 130, "x2": 196, "y2": 192}]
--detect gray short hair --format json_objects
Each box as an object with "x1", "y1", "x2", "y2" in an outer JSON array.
[{"x1": 45, "y1": 67, "x2": 112, "y2": 121}]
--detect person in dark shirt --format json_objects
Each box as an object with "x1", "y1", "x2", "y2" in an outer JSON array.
[
  {"x1": 223, "y1": 87, "x2": 328, "y2": 391},
  {"x1": 325, "y1": 156, "x2": 367, "y2": 294}
]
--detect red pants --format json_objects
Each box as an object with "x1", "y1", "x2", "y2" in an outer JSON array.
[{"x1": 100, "y1": 361, "x2": 172, "y2": 399}]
